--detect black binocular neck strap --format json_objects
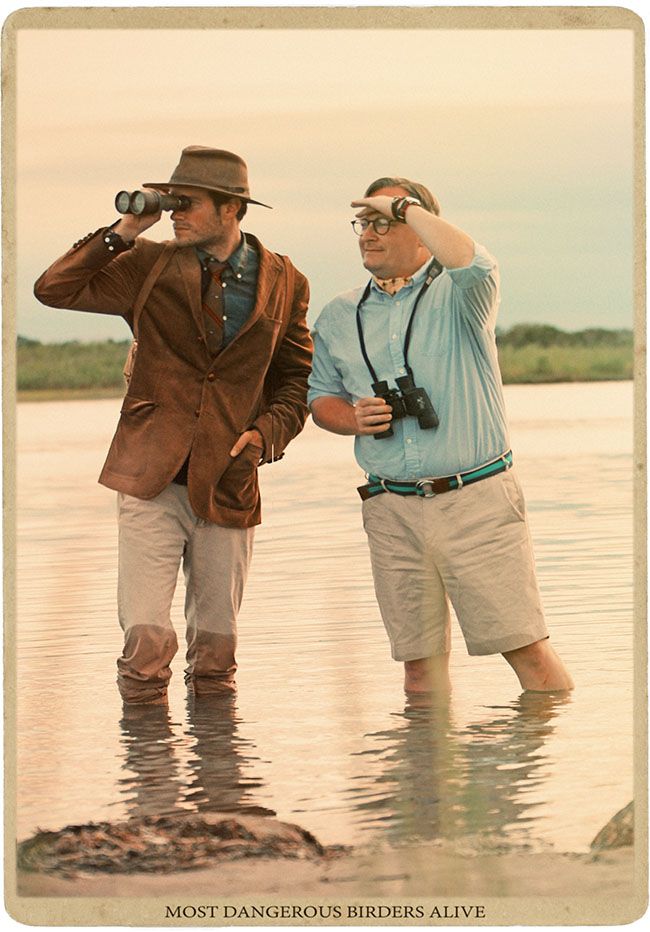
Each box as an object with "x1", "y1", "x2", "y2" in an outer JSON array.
[
  {"x1": 355, "y1": 281, "x2": 379, "y2": 383},
  {"x1": 356, "y1": 258, "x2": 443, "y2": 384}
]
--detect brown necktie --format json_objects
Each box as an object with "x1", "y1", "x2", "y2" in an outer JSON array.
[{"x1": 202, "y1": 258, "x2": 228, "y2": 356}]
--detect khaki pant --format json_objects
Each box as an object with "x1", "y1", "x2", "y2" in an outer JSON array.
[
  {"x1": 361, "y1": 469, "x2": 548, "y2": 660},
  {"x1": 116, "y1": 484, "x2": 254, "y2": 703}
]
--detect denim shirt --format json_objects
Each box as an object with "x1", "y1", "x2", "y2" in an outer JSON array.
[
  {"x1": 196, "y1": 232, "x2": 259, "y2": 346},
  {"x1": 308, "y1": 243, "x2": 511, "y2": 480}
]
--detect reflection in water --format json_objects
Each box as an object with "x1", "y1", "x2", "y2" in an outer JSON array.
[
  {"x1": 16, "y1": 384, "x2": 634, "y2": 851},
  {"x1": 183, "y1": 696, "x2": 274, "y2": 816},
  {"x1": 348, "y1": 692, "x2": 570, "y2": 851},
  {"x1": 119, "y1": 705, "x2": 182, "y2": 818},
  {"x1": 118, "y1": 696, "x2": 274, "y2": 822}
]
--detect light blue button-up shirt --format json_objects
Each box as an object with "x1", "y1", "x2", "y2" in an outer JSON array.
[{"x1": 307, "y1": 242, "x2": 511, "y2": 480}]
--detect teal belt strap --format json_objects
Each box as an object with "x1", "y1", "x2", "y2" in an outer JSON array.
[{"x1": 365, "y1": 451, "x2": 513, "y2": 498}]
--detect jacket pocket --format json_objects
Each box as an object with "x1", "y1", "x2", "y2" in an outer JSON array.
[
  {"x1": 215, "y1": 443, "x2": 260, "y2": 512},
  {"x1": 106, "y1": 396, "x2": 158, "y2": 478},
  {"x1": 121, "y1": 395, "x2": 158, "y2": 416}
]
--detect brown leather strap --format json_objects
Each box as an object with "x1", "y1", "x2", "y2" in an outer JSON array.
[{"x1": 131, "y1": 242, "x2": 176, "y2": 340}]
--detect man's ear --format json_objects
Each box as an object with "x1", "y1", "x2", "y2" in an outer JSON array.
[{"x1": 223, "y1": 198, "x2": 242, "y2": 219}]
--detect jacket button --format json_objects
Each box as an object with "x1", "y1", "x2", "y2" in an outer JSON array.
[
  {"x1": 194, "y1": 408, "x2": 200, "y2": 417},
  {"x1": 207, "y1": 373, "x2": 216, "y2": 382}
]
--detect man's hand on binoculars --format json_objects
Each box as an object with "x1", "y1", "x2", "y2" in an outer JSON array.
[
  {"x1": 354, "y1": 396, "x2": 393, "y2": 435},
  {"x1": 113, "y1": 210, "x2": 162, "y2": 242}
]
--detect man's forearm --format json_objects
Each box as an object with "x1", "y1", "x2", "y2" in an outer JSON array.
[
  {"x1": 311, "y1": 394, "x2": 393, "y2": 436},
  {"x1": 404, "y1": 206, "x2": 475, "y2": 270},
  {"x1": 252, "y1": 280, "x2": 313, "y2": 462},
  {"x1": 310, "y1": 396, "x2": 358, "y2": 435}
]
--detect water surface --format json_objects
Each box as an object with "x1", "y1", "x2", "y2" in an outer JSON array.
[{"x1": 15, "y1": 381, "x2": 634, "y2": 855}]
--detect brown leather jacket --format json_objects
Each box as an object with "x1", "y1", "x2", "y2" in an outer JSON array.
[{"x1": 34, "y1": 229, "x2": 313, "y2": 527}]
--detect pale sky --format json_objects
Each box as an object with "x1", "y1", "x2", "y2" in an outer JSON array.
[{"x1": 10, "y1": 20, "x2": 637, "y2": 341}]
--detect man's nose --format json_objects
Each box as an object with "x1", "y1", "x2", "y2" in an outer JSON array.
[{"x1": 359, "y1": 223, "x2": 378, "y2": 242}]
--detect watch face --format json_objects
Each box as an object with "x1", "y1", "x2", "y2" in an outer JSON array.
[{"x1": 114, "y1": 191, "x2": 133, "y2": 214}]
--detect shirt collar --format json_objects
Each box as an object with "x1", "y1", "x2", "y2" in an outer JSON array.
[{"x1": 196, "y1": 233, "x2": 250, "y2": 278}]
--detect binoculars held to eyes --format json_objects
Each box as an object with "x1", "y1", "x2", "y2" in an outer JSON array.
[
  {"x1": 115, "y1": 190, "x2": 191, "y2": 216},
  {"x1": 371, "y1": 375, "x2": 439, "y2": 439}
]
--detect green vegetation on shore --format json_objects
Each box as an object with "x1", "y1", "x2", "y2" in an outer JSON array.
[{"x1": 16, "y1": 325, "x2": 633, "y2": 399}]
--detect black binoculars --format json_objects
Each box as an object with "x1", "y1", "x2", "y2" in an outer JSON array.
[
  {"x1": 114, "y1": 190, "x2": 191, "y2": 216},
  {"x1": 371, "y1": 375, "x2": 439, "y2": 439}
]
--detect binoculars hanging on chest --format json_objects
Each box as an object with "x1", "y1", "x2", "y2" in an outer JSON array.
[
  {"x1": 115, "y1": 190, "x2": 191, "y2": 215},
  {"x1": 372, "y1": 375, "x2": 439, "y2": 439}
]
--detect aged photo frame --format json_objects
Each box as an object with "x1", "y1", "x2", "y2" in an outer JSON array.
[{"x1": 2, "y1": 4, "x2": 647, "y2": 926}]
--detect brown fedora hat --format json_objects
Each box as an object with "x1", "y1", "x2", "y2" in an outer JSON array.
[{"x1": 144, "y1": 146, "x2": 271, "y2": 208}]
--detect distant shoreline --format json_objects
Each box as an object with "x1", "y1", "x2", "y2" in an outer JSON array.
[
  {"x1": 14, "y1": 374, "x2": 635, "y2": 404},
  {"x1": 15, "y1": 325, "x2": 634, "y2": 400}
]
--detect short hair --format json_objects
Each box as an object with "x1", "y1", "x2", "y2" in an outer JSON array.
[
  {"x1": 364, "y1": 177, "x2": 441, "y2": 216},
  {"x1": 209, "y1": 191, "x2": 248, "y2": 222}
]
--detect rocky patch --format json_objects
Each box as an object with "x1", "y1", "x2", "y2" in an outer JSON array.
[{"x1": 17, "y1": 812, "x2": 347, "y2": 877}]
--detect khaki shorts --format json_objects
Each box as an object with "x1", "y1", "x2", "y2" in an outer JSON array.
[{"x1": 361, "y1": 468, "x2": 548, "y2": 660}]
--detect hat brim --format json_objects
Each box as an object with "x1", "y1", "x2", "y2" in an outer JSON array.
[{"x1": 143, "y1": 181, "x2": 272, "y2": 209}]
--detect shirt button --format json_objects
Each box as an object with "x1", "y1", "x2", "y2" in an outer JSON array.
[
  {"x1": 222, "y1": 315, "x2": 228, "y2": 320},
  {"x1": 194, "y1": 408, "x2": 200, "y2": 417},
  {"x1": 392, "y1": 334, "x2": 397, "y2": 340},
  {"x1": 396, "y1": 301, "x2": 401, "y2": 306},
  {"x1": 207, "y1": 373, "x2": 216, "y2": 382},
  {"x1": 406, "y1": 438, "x2": 413, "y2": 444},
  {"x1": 399, "y1": 368, "x2": 405, "y2": 374}
]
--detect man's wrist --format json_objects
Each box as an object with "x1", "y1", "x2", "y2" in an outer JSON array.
[
  {"x1": 103, "y1": 227, "x2": 134, "y2": 254},
  {"x1": 391, "y1": 196, "x2": 421, "y2": 223}
]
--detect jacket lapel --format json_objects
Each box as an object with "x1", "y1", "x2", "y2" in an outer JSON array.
[
  {"x1": 175, "y1": 248, "x2": 206, "y2": 336},
  {"x1": 233, "y1": 235, "x2": 282, "y2": 342}
]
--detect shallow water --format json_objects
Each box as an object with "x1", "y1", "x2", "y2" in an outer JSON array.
[{"x1": 14, "y1": 381, "x2": 635, "y2": 855}]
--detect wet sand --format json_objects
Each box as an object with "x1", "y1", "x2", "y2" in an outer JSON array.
[{"x1": 14, "y1": 846, "x2": 639, "y2": 925}]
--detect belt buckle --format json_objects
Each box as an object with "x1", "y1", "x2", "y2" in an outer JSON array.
[{"x1": 416, "y1": 479, "x2": 436, "y2": 498}]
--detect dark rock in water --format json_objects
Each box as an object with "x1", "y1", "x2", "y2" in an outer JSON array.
[
  {"x1": 17, "y1": 812, "x2": 347, "y2": 877},
  {"x1": 590, "y1": 801, "x2": 634, "y2": 850}
]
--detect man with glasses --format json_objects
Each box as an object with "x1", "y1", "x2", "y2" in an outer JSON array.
[{"x1": 308, "y1": 177, "x2": 573, "y2": 698}]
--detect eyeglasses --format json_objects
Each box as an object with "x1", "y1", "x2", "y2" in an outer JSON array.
[{"x1": 351, "y1": 217, "x2": 396, "y2": 236}]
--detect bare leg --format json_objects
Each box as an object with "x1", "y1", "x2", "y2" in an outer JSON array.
[
  {"x1": 404, "y1": 652, "x2": 452, "y2": 697},
  {"x1": 502, "y1": 639, "x2": 574, "y2": 692}
]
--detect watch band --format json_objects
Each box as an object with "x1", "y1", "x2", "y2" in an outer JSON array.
[
  {"x1": 391, "y1": 196, "x2": 421, "y2": 223},
  {"x1": 103, "y1": 229, "x2": 134, "y2": 254}
]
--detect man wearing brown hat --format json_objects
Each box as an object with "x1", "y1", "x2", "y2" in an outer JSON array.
[{"x1": 34, "y1": 146, "x2": 313, "y2": 705}]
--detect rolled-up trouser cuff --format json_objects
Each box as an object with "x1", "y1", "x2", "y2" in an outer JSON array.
[
  {"x1": 184, "y1": 628, "x2": 237, "y2": 694},
  {"x1": 117, "y1": 623, "x2": 178, "y2": 704}
]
